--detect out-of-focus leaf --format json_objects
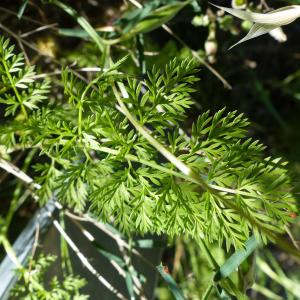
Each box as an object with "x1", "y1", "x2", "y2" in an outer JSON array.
[
  {"x1": 157, "y1": 264, "x2": 186, "y2": 300},
  {"x1": 92, "y1": 240, "x2": 125, "y2": 267},
  {"x1": 252, "y1": 78, "x2": 288, "y2": 129},
  {"x1": 92, "y1": 239, "x2": 137, "y2": 299},
  {"x1": 125, "y1": 273, "x2": 134, "y2": 300},
  {"x1": 49, "y1": 0, "x2": 105, "y2": 52},
  {"x1": 135, "y1": 239, "x2": 165, "y2": 248},
  {"x1": 107, "y1": 0, "x2": 192, "y2": 44},
  {"x1": 214, "y1": 235, "x2": 260, "y2": 282},
  {"x1": 116, "y1": 0, "x2": 189, "y2": 32},
  {"x1": 56, "y1": 0, "x2": 191, "y2": 46},
  {"x1": 252, "y1": 283, "x2": 283, "y2": 300},
  {"x1": 17, "y1": 0, "x2": 29, "y2": 19},
  {"x1": 257, "y1": 256, "x2": 300, "y2": 297},
  {"x1": 58, "y1": 28, "x2": 92, "y2": 39}
]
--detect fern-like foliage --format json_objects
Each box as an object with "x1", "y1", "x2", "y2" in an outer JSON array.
[
  {"x1": 11, "y1": 254, "x2": 89, "y2": 300},
  {"x1": 0, "y1": 37, "x2": 50, "y2": 118},
  {"x1": 0, "y1": 37, "x2": 295, "y2": 249}
]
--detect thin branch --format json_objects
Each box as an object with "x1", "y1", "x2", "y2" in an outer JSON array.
[
  {"x1": 0, "y1": 6, "x2": 45, "y2": 26},
  {"x1": 161, "y1": 24, "x2": 232, "y2": 89},
  {"x1": 65, "y1": 210, "x2": 156, "y2": 271},
  {"x1": 114, "y1": 236, "x2": 146, "y2": 299},
  {"x1": 17, "y1": 37, "x2": 30, "y2": 65},
  {"x1": 68, "y1": 217, "x2": 145, "y2": 298},
  {"x1": 52, "y1": 218, "x2": 128, "y2": 300},
  {"x1": 28, "y1": 222, "x2": 40, "y2": 273},
  {"x1": 260, "y1": 0, "x2": 270, "y2": 11},
  {"x1": 284, "y1": 225, "x2": 300, "y2": 250},
  {"x1": 0, "y1": 158, "x2": 41, "y2": 190},
  {"x1": 21, "y1": 23, "x2": 58, "y2": 38}
]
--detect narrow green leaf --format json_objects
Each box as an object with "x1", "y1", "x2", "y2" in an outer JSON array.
[
  {"x1": 92, "y1": 240, "x2": 125, "y2": 267},
  {"x1": 49, "y1": 0, "x2": 105, "y2": 52},
  {"x1": 92, "y1": 239, "x2": 136, "y2": 299},
  {"x1": 156, "y1": 264, "x2": 186, "y2": 300},
  {"x1": 58, "y1": 28, "x2": 92, "y2": 39},
  {"x1": 17, "y1": 0, "x2": 29, "y2": 19},
  {"x1": 252, "y1": 283, "x2": 283, "y2": 300},
  {"x1": 125, "y1": 273, "x2": 135, "y2": 300},
  {"x1": 107, "y1": 0, "x2": 192, "y2": 44},
  {"x1": 257, "y1": 256, "x2": 300, "y2": 297},
  {"x1": 104, "y1": 223, "x2": 126, "y2": 239},
  {"x1": 214, "y1": 235, "x2": 260, "y2": 282}
]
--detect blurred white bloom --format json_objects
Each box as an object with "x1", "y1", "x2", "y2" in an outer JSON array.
[
  {"x1": 205, "y1": 39, "x2": 218, "y2": 63},
  {"x1": 269, "y1": 27, "x2": 287, "y2": 43},
  {"x1": 210, "y1": 3, "x2": 300, "y2": 49}
]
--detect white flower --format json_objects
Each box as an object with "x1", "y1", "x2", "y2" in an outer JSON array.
[
  {"x1": 269, "y1": 27, "x2": 287, "y2": 43},
  {"x1": 210, "y1": 3, "x2": 300, "y2": 49}
]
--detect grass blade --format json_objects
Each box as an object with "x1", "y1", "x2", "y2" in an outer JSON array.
[
  {"x1": 257, "y1": 256, "x2": 300, "y2": 297},
  {"x1": 214, "y1": 235, "x2": 260, "y2": 282},
  {"x1": 17, "y1": 0, "x2": 29, "y2": 19},
  {"x1": 157, "y1": 264, "x2": 186, "y2": 300},
  {"x1": 49, "y1": 0, "x2": 105, "y2": 52},
  {"x1": 107, "y1": 1, "x2": 192, "y2": 44}
]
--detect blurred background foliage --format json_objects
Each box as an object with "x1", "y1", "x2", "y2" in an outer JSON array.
[{"x1": 0, "y1": 0, "x2": 300, "y2": 299}]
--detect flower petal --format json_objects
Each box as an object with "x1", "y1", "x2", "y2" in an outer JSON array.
[
  {"x1": 229, "y1": 23, "x2": 278, "y2": 49},
  {"x1": 210, "y1": 3, "x2": 300, "y2": 26},
  {"x1": 269, "y1": 27, "x2": 287, "y2": 43}
]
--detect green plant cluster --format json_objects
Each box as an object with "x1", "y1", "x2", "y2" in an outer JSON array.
[
  {"x1": 0, "y1": 37, "x2": 295, "y2": 251},
  {"x1": 11, "y1": 254, "x2": 88, "y2": 300},
  {"x1": 0, "y1": 37, "x2": 50, "y2": 119}
]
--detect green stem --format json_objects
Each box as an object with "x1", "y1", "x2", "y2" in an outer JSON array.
[
  {"x1": 5, "y1": 187, "x2": 30, "y2": 233},
  {"x1": 110, "y1": 85, "x2": 251, "y2": 196},
  {"x1": 98, "y1": 146, "x2": 281, "y2": 203},
  {"x1": 201, "y1": 282, "x2": 214, "y2": 300},
  {"x1": 77, "y1": 74, "x2": 103, "y2": 142},
  {"x1": 78, "y1": 102, "x2": 83, "y2": 141},
  {"x1": 98, "y1": 146, "x2": 187, "y2": 180},
  {"x1": 198, "y1": 238, "x2": 249, "y2": 300},
  {"x1": 1, "y1": 236, "x2": 44, "y2": 292},
  {"x1": 252, "y1": 283, "x2": 283, "y2": 300},
  {"x1": 1, "y1": 236, "x2": 23, "y2": 269},
  {"x1": 197, "y1": 238, "x2": 219, "y2": 270},
  {"x1": 112, "y1": 83, "x2": 202, "y2": 183}
]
